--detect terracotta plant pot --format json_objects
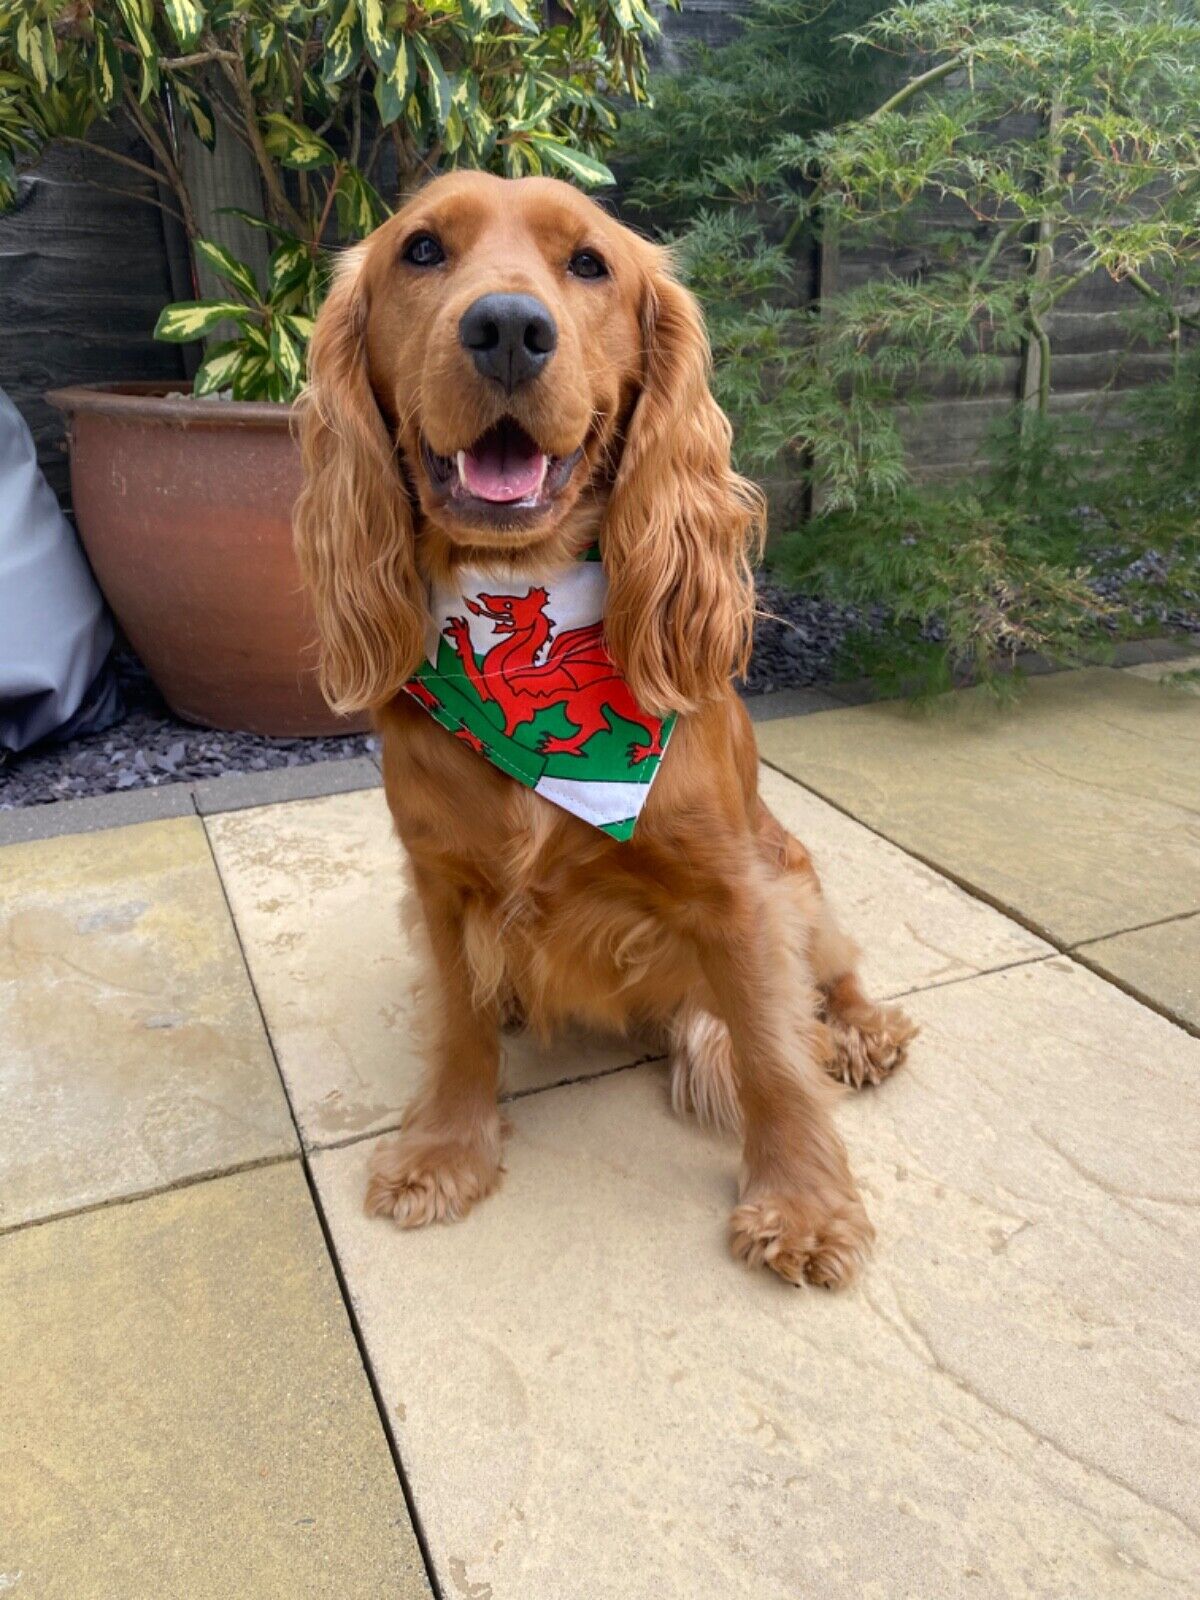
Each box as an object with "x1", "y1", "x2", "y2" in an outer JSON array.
[{"x1": 47, "y1": 381, "x2": 365, "y2": 737}]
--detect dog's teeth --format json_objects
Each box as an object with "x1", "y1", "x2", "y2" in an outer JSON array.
[
  {"x1": 535, "y1": 454, "x2": 548, "y2": 496},
  {"x1": 455, "y1": 450, "x2": 468, "y2": 487}
]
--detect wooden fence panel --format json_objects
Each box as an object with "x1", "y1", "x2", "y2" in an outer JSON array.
[{"x1": 0, "y1": 122, "x2": 187, "y2": 503}]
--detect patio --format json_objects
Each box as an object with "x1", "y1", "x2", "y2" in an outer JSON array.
[{"x1": 2, "y1": 657, "x2": 1197, "y2": 1599}]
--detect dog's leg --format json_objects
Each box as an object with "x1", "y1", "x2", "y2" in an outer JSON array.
[
  {"x1": 811, "y1": 921, "x2": 918, "y2": 1090},
  {"x1": 365, "y1": 872, "x2": 505, "y2": 1228},
  {"x1": 693, "y1": 868, "x2": 873, "y2": 1290},
  {"x1": 672, "y1": 807, "x2": 916, "y2": 1123},
  {"x1": 668, "y1": 995, "x2": 740, "y2": 1134},
  {"x1": 757, "y1": 798, "x2": 916, "y2": 1090}
]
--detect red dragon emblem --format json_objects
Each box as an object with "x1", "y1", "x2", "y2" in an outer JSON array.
[{"x1": 443, "y1": 587, "x2": 664, "y2": 764}]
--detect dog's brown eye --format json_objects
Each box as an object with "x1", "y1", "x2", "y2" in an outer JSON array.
[
  {"x1": 403, "y1": 233, "x2": 445, "y2": 268},
  {"x1": 568, "y1": 249, "x2": 607, "y2": 280}
]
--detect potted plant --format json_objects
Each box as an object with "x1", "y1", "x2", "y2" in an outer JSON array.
[{"x1": 0, "y1": 0, "x2": 658, "y2": 734}]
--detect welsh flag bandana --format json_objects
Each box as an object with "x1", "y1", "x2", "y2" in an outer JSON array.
[{"x1": 403, "y1": 546, "x2": 676, "y2": 840}]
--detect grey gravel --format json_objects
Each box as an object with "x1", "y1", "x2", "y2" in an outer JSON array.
[
  {"x1": 1, "y1": 651, "x2": 377, "y2": 812},
  {"x1": 744, "y1": 582, "x2": 886, "y2": 697}
]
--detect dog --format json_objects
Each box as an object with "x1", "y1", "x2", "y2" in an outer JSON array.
[{"x1": 294, "y1": 171, "x2": 914, "y2": 1288}]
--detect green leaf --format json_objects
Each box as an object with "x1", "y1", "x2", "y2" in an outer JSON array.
[
  {"x1": 607, "y1": 0, "x2": 642, "y2": 32},
  {"x1": 261, "y1": 113, "x2": 336, "y2": 171},
  {"x1": 113, "y1": 0, "x2": 160, "y2": 102},
  {"x1": 0, "y1": 151, "x2": 16, "y2": 211},
  {"x1": 528, "y1": 137, "x2": 615, "y2": 188},
  {"x1": 163, "y1": 0, "x2": 206, "y2": 51},
  {"x1": 334, "y1": 165, "x2": 388, "y2": 236},
  {"x1": 373, "y1": 35, "x2": 414, "y2": 127},
  {"x1": 173, "y1": 81, "x2": 215, "y2": 150},
  {"x1": 247, "y1": 19, "x2": 280, "y2": 62},
  {"x1": 267, "y1": 315, "x2": 305, "y2": 396},
  {"x1": 231, "y1": 352, "x2": 269, "y2": 401},
  {"x1": 269, "y1": 240, "x2": 313, "y2": 299},
  {"x1": 269, "y1": 318, "x2": 304, "y2": 395},
  {"x1": 460, "y1": 0, "x2": 538, "y2": 33},
  {"x1": 414, "y1": 34, "x2": 451, "y2": 130},
  {"x1": 154, "y1": 301, "x2": 252, "y2": 342},
  {"x1": 239, "y1": 319, "x2": 271, "y2": 357},
  {"x1": 193, "y1": 238, "x2": 262, "y2": 302},
  {"x1": 92, "y1": 21, "x2": 123, "y2": 108},
  {"x1": 214, "y1": 208, "x2": 305, "y2": 247},
  {"x1": 193, "y1": 340, "x2": 246, "y2": 397},
  {"x1": 281, "y1": 312, "x2": 315, "y2": 344},
  {"x1": 322, "y1": 0, "x2": 361, "y2": 88},
  {"x1": 497, "y1": 0, "x2": 539, "y2": 34},
  {"x1": 358, "y1": 0, "x2": 397, "y2": 74},
  {"x1": 15, "y1": 15, "x2": 48, "y2": 92}
]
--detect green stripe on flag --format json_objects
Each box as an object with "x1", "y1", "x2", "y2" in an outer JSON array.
[
  {"x1": 410, "y1": 662, "x2": 549, "y2": 787},
  {"x1": 600, "y1": 816, "x2": 638, "y2": 841}
]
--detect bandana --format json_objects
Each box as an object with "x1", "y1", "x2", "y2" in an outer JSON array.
[{"x1": 403, "y1": 546, "x2": 676, "y2": 840}]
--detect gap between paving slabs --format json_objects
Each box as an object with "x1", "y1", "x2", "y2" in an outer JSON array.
[
  {"x1": 767, "y1": 766, "x2": 1200, "y2": 1043},
  {"x1": 195, "y1": 817, "x2": 449, "y2": 1600}
]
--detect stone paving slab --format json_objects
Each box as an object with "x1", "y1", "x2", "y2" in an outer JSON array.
[
  {"x1": 759, "y1": 766, "x2": 1050, "y2": 997},
  {"x1": 314, "y1": 957, "x2": 1200, "y2": 1600},
  {"x1": 0, "y1": 1161, "x2": 429, "y2": 1599},
  {"x1": 755, "y1": 667, "x2": 1200, "y2": 947},
  {"x1": 0, "y1": 818, "x2": 295, "y2": 1231},
  {"x1": 205, "y1": 789, "x2": 656, "y2": 1148},
  {"x1": 1075, "y1": 911, "x2": 1200, "y2": 1033}
]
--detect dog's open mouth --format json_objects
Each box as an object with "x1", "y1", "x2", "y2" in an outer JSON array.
[{"x1": 421, "y1": 418, "x2": 582, "y2": 518}]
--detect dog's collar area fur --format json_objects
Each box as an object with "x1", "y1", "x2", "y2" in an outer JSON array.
[{"x1": 403, "y1": 546, "x2": 676, "y2": 839}]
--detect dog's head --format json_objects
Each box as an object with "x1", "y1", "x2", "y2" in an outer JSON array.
[{"x1": 294, "y1": 171, "x2": 764, "y2": 717}]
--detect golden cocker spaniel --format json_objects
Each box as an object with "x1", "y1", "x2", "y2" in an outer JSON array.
[{"x1": 294, "y1": 171, "x2": 914, "y2": 1288}]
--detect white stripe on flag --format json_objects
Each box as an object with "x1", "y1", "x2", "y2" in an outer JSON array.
[{"x1": 533, "y1": 774, "x2": 643, "y2": 828}]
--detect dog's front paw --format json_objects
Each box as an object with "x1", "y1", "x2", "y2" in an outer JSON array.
[
  {"x1": 365, "y1": 1126, "x2": 503, "y2": 1227},
  {"x1": 729, "y1": 1184, "x2": 874, "y2": 1289},
  {"x1": 822, "y1": 999, "x2": 917, "y2": 1089}
]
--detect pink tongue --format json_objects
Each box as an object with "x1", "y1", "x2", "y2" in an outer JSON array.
[{"x1": 460, "y1": 433, "x2": 546, "y2": 503}]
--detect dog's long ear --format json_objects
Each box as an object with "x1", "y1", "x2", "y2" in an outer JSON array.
[
  {"x1": 293, "y1": 247, "x2": 426, "y2": 714},
  {"x1": 602, "y1": 251, "x2": 766, "y2": 715}
]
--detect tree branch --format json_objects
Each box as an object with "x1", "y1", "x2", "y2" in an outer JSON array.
[
  {"x1": 313, "y1": 162, "x2": 346, "y2": 251},
  {"x1": 57, "y1": 135, "x2": 172, "y2": 197},
  {"x1": 1020, "y1": 99, "x2": 1063, "y2": 421},
  {"x1": 868, "y1": 55, "x2": 964, "y2": 122},
  {"x1": 54, "y1": 144, "x2": 188, "y2": 228},
  {"x1": 120, "y1": 86, "x2": 197, "y2": 235},
  {"x1": 162, "y1": 49, "x2": 240, "y2": 71},
  {"x1": 1125, "y1": 269, "x2": 1200, "y2": 332},
  {"x1": 215, "y1": 45, "x2": 307, "y2": 237}
]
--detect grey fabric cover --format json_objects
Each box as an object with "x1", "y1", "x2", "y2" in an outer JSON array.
[{"x1": 0, "y1": 387, "x2": 119, "y2": 753}]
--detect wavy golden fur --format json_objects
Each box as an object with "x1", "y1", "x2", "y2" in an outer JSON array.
[{"x1": 294, "y1": 172, "x2": 914, "y2": 1288}]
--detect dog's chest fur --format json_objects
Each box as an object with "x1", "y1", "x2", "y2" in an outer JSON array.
[{"x1": 385, "y1": 715, "x2": 699, "y2": 1031}]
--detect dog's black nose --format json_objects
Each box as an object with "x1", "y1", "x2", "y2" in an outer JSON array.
[{"x1": 459, "y1": 293, "x2": 557, "y2": 393}]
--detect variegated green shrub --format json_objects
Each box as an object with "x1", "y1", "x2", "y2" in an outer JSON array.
[{"x1": 1, "y1": 0, "x2": 661, "y2": 399}]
